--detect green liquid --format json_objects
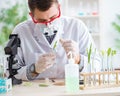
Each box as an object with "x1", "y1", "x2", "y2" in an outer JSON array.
[{"x1": 65, "y1": 76, "x2": 79, "y2": 93}]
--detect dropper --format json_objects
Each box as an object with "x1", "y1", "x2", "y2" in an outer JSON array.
[{"x1": 67, "y1": 51, "x2": 75, "y2": 64}]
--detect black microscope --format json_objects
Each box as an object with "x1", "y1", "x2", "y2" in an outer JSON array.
[{"x1": 4, "y1": 34, "x2": 22, "y2": 85}]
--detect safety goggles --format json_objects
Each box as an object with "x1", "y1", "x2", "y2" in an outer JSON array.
[{"x1": 29, "y1": 6, "x2": 61, "y2": 25}]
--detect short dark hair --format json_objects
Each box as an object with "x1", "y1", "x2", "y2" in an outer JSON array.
[{"x1": 28, "y1": 0, "x2": 58, "y2": 12}]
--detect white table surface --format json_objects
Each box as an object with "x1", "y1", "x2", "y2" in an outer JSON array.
[{"x1": 1, "y1": 79, "x2": 120, "y2": 96}]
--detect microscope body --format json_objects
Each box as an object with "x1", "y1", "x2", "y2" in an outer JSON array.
[{"x1": 4, "y1": 34, "x2": 22, "y2": 85}]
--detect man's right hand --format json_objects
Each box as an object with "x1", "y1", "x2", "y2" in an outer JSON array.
[{"x1": 35, "y1": 52, "x2": 56, "y2": 73}]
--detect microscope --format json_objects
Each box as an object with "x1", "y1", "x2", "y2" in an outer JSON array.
[{"x1": 4, "y1": 34, "x2": 22, "y2": 85}]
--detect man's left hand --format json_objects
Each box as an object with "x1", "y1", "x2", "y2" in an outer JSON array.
[{"x1": 60, "y1": 39, "x2": 80, "y2": 64}]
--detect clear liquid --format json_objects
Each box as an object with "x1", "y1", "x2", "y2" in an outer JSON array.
[
  {"x1": 65, "y1": 76, "x2": 79, "y2": 93},
  {"x1": 0, "y1": 78, "x2": 7, "y2": 93}
]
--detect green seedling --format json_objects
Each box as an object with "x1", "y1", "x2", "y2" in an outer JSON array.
[
  {"x1": 111, "y1": 50, "x2": 116, "y2": 56},
  {"x1": 23, "y1": 82, "x2": 33, "y2": 86},
  {"x1": 107, "y1": 48, "x2": 111, "y2": 57},
  {"x1": 87, "y1": 43, "x2": 92, "y2": 64},
  {"x1": 39, "y1": 83, "x2": 49, "y2": 87},
  {"x1": 100, "y1": 50, "x2": 105, "y2": 56},
  {"x1": 53, "y1": 41, "x2": 57, "y2": 50}
]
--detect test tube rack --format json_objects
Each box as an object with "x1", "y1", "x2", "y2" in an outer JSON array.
[{"x1": 80, "y1": 70, "x2": 120, "y2": 90}]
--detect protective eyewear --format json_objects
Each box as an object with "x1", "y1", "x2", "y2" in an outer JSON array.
[{"x1": 29, "y1": 6, "x2": 61, "y2": 25}]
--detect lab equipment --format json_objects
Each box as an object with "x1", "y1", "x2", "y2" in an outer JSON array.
[
  {"x1": 0, "y1": 78, "x2": 12, "y2": 93},
  {"x1": 4, "y1": 34, "x2": 22, "y2": 85},
  {"x1": 43, "y1": 23, "x2": 58, "y2": 36},
  {"x1": 0, "y1": 56, "x2": 12, "y2": 93},
  {"x1": 65, "y1": 51, "x2": 79, "y2": 93}
]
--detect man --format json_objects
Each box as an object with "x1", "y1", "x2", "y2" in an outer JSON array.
[{"x1": 8, "y1": 0, "x2": 101, "y2": 80}]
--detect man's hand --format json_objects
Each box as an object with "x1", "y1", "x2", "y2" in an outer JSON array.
[
  {"x1": 35, "y1": 52, "x2": 56, "y2": 73},
  {"x1": 60, "y1": 39, "x2": 80, "y2": 64}
]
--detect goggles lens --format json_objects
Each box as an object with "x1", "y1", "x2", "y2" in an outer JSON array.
[{"x1": 29, "y1": 7, "x2": 61, "y2": 25}]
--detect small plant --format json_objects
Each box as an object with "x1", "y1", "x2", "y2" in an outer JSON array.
[
  {"x1": 87, "y1": 43, "x2": 92, "y2": 64},
  {"x1": 100, "y1": 48, "x2": 117, "y2": 71},
  {"x1": 107, "y1": 48, "x2": 112, "y2": 71},
  {"x1": 100, "y1": 50, "x2": 106, "y2": 71},
  {"x1": 87, "y1": 43, "x2": 95, "y2": 73},
  {"x1": 107, "y1": 48, "x2": 116, "y2": 71}
]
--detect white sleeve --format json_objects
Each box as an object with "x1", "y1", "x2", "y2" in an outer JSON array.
[{"x1": 77, "y1": 20, "x2": 101, "y2": 73}]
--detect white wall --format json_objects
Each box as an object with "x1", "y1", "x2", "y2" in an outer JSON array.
[
  {"x1": 100, "y1": 0, "x2": 120, "y2": 68},
  {"x1": 100, "y1": 0, "x2": 120, "y2": 51}
]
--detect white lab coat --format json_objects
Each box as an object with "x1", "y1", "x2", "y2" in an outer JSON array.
[{"x1": 11, "y1": 16, "x2": 101, "y2": 80}]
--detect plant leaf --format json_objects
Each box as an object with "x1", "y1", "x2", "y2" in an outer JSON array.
[
  {"x1": 88, "y1": 43, "x2": 92, "y2": 64},
  {"x1": 107, "y1": 48, "x2": 111, "y2": 56}
]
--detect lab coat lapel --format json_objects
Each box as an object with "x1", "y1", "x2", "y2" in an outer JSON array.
[
  {"x1": 51, "y1": 20, "x2": 64, "y2": 50},
  {"x1": 34, "y1": 24, "x2": 51, "y2": 47},
  {"x1": 33, "y1": 18, "x2": 64, "y2": 49}
]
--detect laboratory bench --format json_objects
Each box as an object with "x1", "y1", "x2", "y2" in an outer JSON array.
[{"x1": 1, "y1": 79, "x2": 120, "y2": 96}]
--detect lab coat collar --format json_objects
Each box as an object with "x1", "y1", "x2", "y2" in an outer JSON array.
[
  {"x1": 33, "y1": 18, "x2": 64, "y2": 49},
  {"x1": 50, "y1": 18, "x2": 64, "y2": 51},
  {"x1": 34, "y1": 24, "x2": 49, "y2": 46}
]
